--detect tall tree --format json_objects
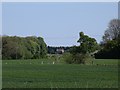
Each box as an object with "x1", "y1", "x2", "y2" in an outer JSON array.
[
  {"x1": 66, "y1": 32, "x2": 98, "y2": 64},
  {"x1": 77, "y1": 32, "x2": 98, "y2": 53},
  {"x1": 102, "y1": 19, "x2": 120, "y2": 43},
  {"x1": 95, "y1": 19, "x2": 120, "y2": 59}
]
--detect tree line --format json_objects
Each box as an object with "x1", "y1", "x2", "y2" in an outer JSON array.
[
  {"x1": 2, "y1": 19, "x2": 120, "y2": 61},
  {"x1": 47, "y1": 46, "x2": 71, "y2": 54},
  {"x1": 63, "y1": 19, "x2": 120, "y2": 64},
  {"x1": 2, "y1": 36, "x2": 47, "y2": 60}
]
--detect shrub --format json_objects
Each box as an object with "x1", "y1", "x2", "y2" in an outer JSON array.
[
  {"x1": 63, "y1": 53, "x2": 93, "y2": 64},
  {"x1": 62, "y1": 53, "x2": 73, "y2": 64}
]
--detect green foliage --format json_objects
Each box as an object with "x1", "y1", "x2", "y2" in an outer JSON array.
[
  {"x1": 77, "y1": 32, "x2": 98, "y2": 53},
  {"x1": 95, "y1": 19, "x2": 120, "y2": 59},
  {"x1": 62, "y1": 53, "x2": 73, "y2": 64},
  {"x1": 2, "y1": 36, "x2": 47, "y2": 60},
  {"x1": 95, "y1": 39, "x2": 120, "y2": 59},
  {"x1": 69, "y1": 46, "x2": 81, "y2": 54},
  {"x1": 63, "y1": 52, "x2": 93, "y2": 64},
  {"x1": 71, "y1": 53, "x2": 86, "y2": 64},
  {"x1": 67, "y1": 32, "x2": 98, "y2": 64},
  {"x1": 47, "y1": 46, "x2": 71, "y2": 54}
]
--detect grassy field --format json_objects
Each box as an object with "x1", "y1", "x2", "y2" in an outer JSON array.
[{"x1": 2, "y1": 59, "x2": 118, "y2": 88}]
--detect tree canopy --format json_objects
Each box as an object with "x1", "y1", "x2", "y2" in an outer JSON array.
[
  {"x1": 65, "y1": 32, "x2": 98, "y2": 64},
  {"x1": 77, "y1": 32, "x2": 98, "y2": 54},
  {"x1": 95, "y1": 19, "x2": 120, "y2": 59},
  {"x1": 102, "y1": 19, "x2": 120, "y2": 43},
  {"x1": 2, "y1": 36, "x2": 47, "y2": 60}
]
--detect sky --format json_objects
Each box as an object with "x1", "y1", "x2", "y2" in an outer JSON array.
[
  {"x1": 1, "y1": 0, "x2": 119, "y2": 2},
  {"x1": 2, "y1": 2, "x2": 118, "y2": 46}
]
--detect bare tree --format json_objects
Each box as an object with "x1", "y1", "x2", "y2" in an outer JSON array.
[{"x1": 103, "y1": 19, "x2": 120, "y2": 43}]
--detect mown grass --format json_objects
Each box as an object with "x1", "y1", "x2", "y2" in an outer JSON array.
[{"x1": 2, "y1": 59, "x2": 118, "y2": 88}]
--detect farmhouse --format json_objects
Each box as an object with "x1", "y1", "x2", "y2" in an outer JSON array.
[{"x1": 56, "y1": 48, "x2": 64, "y2": 54}]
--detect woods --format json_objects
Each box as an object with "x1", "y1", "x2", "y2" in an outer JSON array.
[
  {"x1": 2, "y1": 36, "x2": 47, "y2": 59},
  {"x1": 95, "y1": 19, "x2": 120, "y2": 59},
  {"x1": 1, "y1": 19, "x2": 120, "y2": 60}
]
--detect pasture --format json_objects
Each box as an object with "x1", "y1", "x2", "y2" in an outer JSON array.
[{"x1": 2, "y1": 59, "x2": 118, "y2": 88}]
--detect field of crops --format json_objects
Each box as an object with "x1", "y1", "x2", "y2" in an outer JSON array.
[{"x1": 2, "y1": 59, "x2": 118, "y2": 88}]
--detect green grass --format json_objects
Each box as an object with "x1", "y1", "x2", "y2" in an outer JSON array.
[
  {"x1": 93, "y1": 59, "x2": 118, "y2": 65},
  {"x1": 2, "y1": 59, "x2": 118, "y2": 88},
  {"x1": 0, "y1": 60, "x2": 2, "y2": 89}
]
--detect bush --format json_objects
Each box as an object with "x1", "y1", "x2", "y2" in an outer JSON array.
[
  {"x1": 62, "y1": 53, "x2": 73, "y2": 64},
  {"x1": 73, "y1": 53, "x2": 86, "y2": 64},
  {"x1": 63, "y1": 53, "x2": 93, "y2": 64}
]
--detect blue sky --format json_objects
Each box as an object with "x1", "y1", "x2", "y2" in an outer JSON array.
[{"x1": 2, "y1": 2, "x2": 118, "y2": 46}]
